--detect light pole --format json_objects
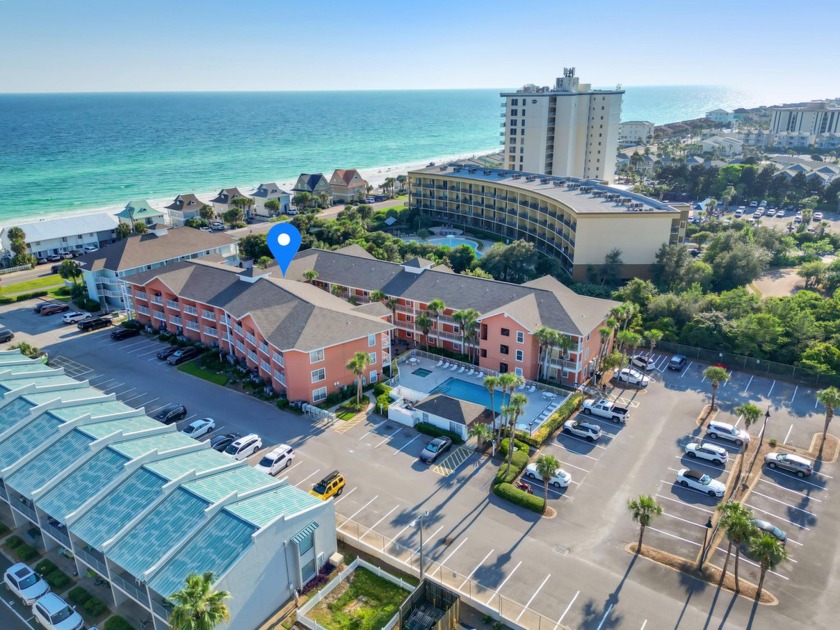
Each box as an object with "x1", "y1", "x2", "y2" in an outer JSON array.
[
  {"x1": 698, "y1": 516, "x2": 713, "y2": 572},
  {"x1": 411, "y1": 511, "x2": 430, "y2": 580}
]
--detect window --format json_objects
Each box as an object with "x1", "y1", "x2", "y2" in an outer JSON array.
[
  {"x1": 369, "y1": 352, "x2": 377, "y2": 364},
  {"x1": 311, "y1": 368, "x2": 326, "y2": 383},
  {"x1": 500, "y1": 345, "x2": 509, "y2": 355},
  {"x1": 368, "y1": 334, "x2": 376, "y2": 347},
  {"x1": 515, "y1": 349, "x2": 524, "y2": 362},
  {"x1": 369, "y1": 370, "x2": 378, "y2": 383},
  {"x1": 512, "y1": 98, "x2": 518, "y2": 106},
  {"x1": 310, "y1": 348, "x2": 325, "y2": 363},
  {"x1": 481, "y1": 349, "x2": 487, "y2": 358},
  {"x1": 514, "y1": 367, "x2": 523, "y2": 377},
  {"x1": 501, "y1": 328, "x2": 510, "y2": 337},
  {"x1": 297, "y1": 532, "x2": 314, "y2": 554},
  {"x1": 312, "y1": 386, "x2": 327, "y2": 403},
  {"x1": 516, "y1": 331, "x2": 525, "y2": 343}
]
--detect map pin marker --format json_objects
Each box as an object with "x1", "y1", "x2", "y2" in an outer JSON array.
[{"x1": 266, "y1": 223, "x2": 302, "y2": 277}]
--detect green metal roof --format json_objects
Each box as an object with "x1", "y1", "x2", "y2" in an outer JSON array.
[
  {"x1": 228, "y1": 485, "x2": 323, "y2": 528},
  {"x1": 182, "y1": 465, "x2": 275, "y2": 504},
  {"x1": 38, "y1": 448, "x2": 130, "y2": 521},
  {"x1": 109, "y1": 432, "x2": 195, "y2": 460},
  {"x1": 6, "y1": 430, "x2": 92, "y2": 498},
  {"x1": 116, "y1": 200, "x2": 162, "y2": 220},
  {"x1": 148, "y1": 511, "x2": 256, "y2": 598},
  {"x1": 108, "y1": 488, "x2": 209, "y2": 577}
]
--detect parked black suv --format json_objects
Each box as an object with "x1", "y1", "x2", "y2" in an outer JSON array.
[
  {"x1": 667, "y1": 355, "x2": 688, "y2": 371},
  {"x1": 156, "y1": 346, "x2": 177, "y2": 360},
  {"x1": 167, "y1": 347, "x2": 201, "y2": 365},
  {"x1": 154, "y1": 403, "x2": 188, "y2": 424},
  {"x1": 210, "y1": 432, "x2": 242, "y2": 452},
  {"x1": 111, "y1": 327, "x2": 141, "y2": 341},
  {"x1": 0, "y1": 327, "x2": 14, "y2": 343},
  {"x1": 78, "y1": 317, "x2": 112, "y2": 332}
]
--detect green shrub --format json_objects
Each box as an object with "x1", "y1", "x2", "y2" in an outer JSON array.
[
  {"x1": 0, "y1": 521, "x2": 11, "y2": 536},
  {"x1": 373, "y1": 382, "x2": 392, "y2": 397},
  {"x1": 493, "y1": 450, "x2": 530, "y2": 485},
  {"x1": 499, "y1": 437, "x2": 529, "y2": 457},
  {"x1": 83, "y1": 597, "x2": 108, "y2": 617},
  {"x1": 518, "y1": 393, "x2": 583, "y2": 447},
  {"x1": 35, "y1": 559, "x2": 58, "y2": 575},
  {"x1": 493, "y1": 482, "x2": 545, "y2": 513},
  {"x1": 5, "y1": 535, "x2": 23, "y2": 549},
  {"x1": 45, "y1": 569, "x2": 71, "y2": 590},
  {"x1": 68, "y1": 586, "x2": 92, "y2": 606},
  {"x1": 104, "y1": 616, "x2": 135, "y2": 630},
  {"x1": 375, "y1": 392, "x2": 391, "y2": 413},
  {"x1": 415, "y1": 422, "x2": 464, "y2": 444},
  {"x1": 16, "y1": 543, "x2": 40, "y2": 561},
  {"x1": 76, "y1": 297, "x2": 101, "y2": 312},
  {"x1": 0, "y1": 290, "x2": 50, "y2": 305}
]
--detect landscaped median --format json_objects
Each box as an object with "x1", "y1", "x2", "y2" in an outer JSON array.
[
  {"x1": 491, "y1": 440, "x2": 544, "y2": 513},
  {"x1": 177, "y1": 359, "x2": 230, "y2": 385}
]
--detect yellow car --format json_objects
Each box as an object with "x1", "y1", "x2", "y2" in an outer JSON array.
[{"x1": 309, "y1": 470, "x2": 345, "y2": 500}]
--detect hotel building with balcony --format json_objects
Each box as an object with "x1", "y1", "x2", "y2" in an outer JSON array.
[
  {"x1": 125, "y1": 259, "x2": 393, "y2": 404},
  {"x1": 0, "y1": 350, "x2": 336, "y2": 630},
  {"x1": 285, "y1": 245, "x2": 617, "y2": 386},
  {"x1": 408, "y1": 164, "x2": 688, "y2": 281},
  {"x1": 501, "y1": 68, "x2": 624, "y2": 182}
]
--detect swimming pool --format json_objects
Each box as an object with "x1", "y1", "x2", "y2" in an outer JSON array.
[
  {"x1": 431, "y1": 377, "x2": 502, "y2": 413},
  {"x1": 405, "y1": 236, "x2": 483, "y2": 258}
]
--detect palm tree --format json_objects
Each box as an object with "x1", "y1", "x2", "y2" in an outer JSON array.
[
  {"x1": 644, "y1": 329, "x2": 663, "y2": 358},
  {"x1": 598, "y1": 325, "x2": 613, "y2": 364},
  {"x1": 384, "y1": 297, "x2": 399, "y2": 325},
  {"x1": 721, "y1": 185, "x2": 736, "y2": 212},
  {"x1": 293, "y1": 191, "x2": 312, "y2": 210},
  {"x1": 737, "y1": 403, "x2": 763, "y2": 482},
  {"x1": 57, "y1": 259, "x2": 82, "y2": 285},
  {"x1": 483, "y1": 375, "x2": 501, "y2": 442},
  {"x1": 264, "y1": 199, "x2": 281, "y2": 216},
  {"x1": 703, "y1": 366, "x2": 730, "y2": 412},
  {"x1": 505, "y1": 392, "x2": 528, "y2": 469},
  {"x1": 750, "y1": 533, "x2": 789, "y2": 600},
  {"x1": 535, "y1": 454, "x2": 560, "y2": 512},
  {"x1": 346, "y1": 352, "x2": 371, "y2": 406},
  {"x1": 453, "y1": 309, "x2": 479, "y2": 362},
  {"x1": 468, "y1": 422, "x2": 493, "y2": 450},
  {"x1": 415, "y1": 312, "x2": 434, "y2": 351},
  {"x1": 616, "y1": 330, "x2": 642, "y2": 369},
  {"x1": 817, "y1": 386, "x2": 840, "y2": 458},
  {"x1": 169, "y1": 572, "x2": 230, "y2": 630},
  {"x1": 426, "y1": 299, "x2": 446, "y2": 349},
  {"x1": 716, "y1": 501, "x2": 752, "y2": 587},
  {"x1": 726, "y1": 510, "x2": 757, "y2": 592},
  {"x1": 302, "y1": 270, "x2": 318, "y2": 283},
  {"x1": 534, "y1": 326, "x2": 560, "y2": 381},
  {"x1": 369, "y1": 290, "x2": 385, "y2": 304},
  {"x1": 627, "y1": 494, "x2": 662, "y2": 550}
]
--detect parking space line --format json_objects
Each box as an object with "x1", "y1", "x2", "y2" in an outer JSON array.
[
  {"x1": 333, "y1": 486, "x2": 356, "y2": 505},
  {"x1": 716, "y1": 546, "x2": 789, "y2": 580},
  {"x1": 554, "y1": 590, "x2": 579, "y2": 629},
  {"x1": 559, "y1": 461, "x2": 591, "y2": 474},
  {"x1": 742, "y1": 375, "x2": 753, "y2": 393},
  {"x1": 432, "y1": 445, "x2": 472, "y2": 477},
  {"x1": 783, "y1": 424, "x2": 793, "y2": 444},
  {"x1": 673, "y1": 456, "x2": 730, "y2": 475},
  {"x1": 516, "y1": 573, "x2": 550, "y2": 622},
  {"x1": 96, "y1": 378, "x2": 116, "y2": 387},
  {"x1": 745, "y1": 503, "x2": 810, "y2": 530},
  {"x1": 114, "y1": 387, "x2": 136, "y2": 397},
  {"x1": 294, "y1": 468, "x2": 321, "y2": 488},
  {"x1": 750, "y1": 490, "x2": 816, "y2": 515},
  {"x1": 0, "y1": 595, "x2": 36, "y2": 629},
  {"x1": 458, "y1": 548, "x2": 495, "y2": 591},
  {"x1": 762, "y1": 473, "x2": 827, "y2": 491},
  {"x1": 363, "y1": 505, "x2": 399, "y2": 538},
  {"x1": 413, "y1": 526, "x2": 443, "y2": 556},
  {"x1": 560, "y1": 433, "x2": 609, "y2": 450},
  {"x1": 344, "y1": 495, "x2": 378, "y2": 522},
  {"x1": 375, "y1": 427, "x2": 403, "y2": 448},
  {"x1": 681, "y1": 362, "x2": 692, "y2": 377},
  {"x1": 596, "y1": 604, "x2": 614, "y2": 630},
  {"x1": 103, "y1": 381, "x2": 126, "y2": 391},
  {"x1": 439, "y1": 537, "x2": 469, "y2": 567},
  {"x1": 768, "y1": 380, "x2": 776, "y2": 396},
  {"x1": 640, "y1": 620, "x2": 647, "y2": 630},
  {"x1": 485, "y1": 560, "x2": 521, "y2": 605},
  {"x1": 661, "y1": 511, "x2": 708, "y2": 529},
  {"x1": 655, "y1": 493, "x2": 715, "y2": 515},
  {"x1": 358, "y1": 420, "x2": 387, "y2": 441},
  {"x1": 791, "y1": 386, "x2": 798, "y2": 403},
  {"x1": 393, "y1": 435, "x2": 421, "y2": 455},
  {"x1": 390, "y1": 523, "x2": 413, "y2": 545},
  {"x1": 135, "y1": 347, "x2": 163, "y2": 358},
  {"x1": 648, "y1": 526, "x2": 700, "y2": 547},
  {"x1": 756, "y1": 477, "x2": 823, "y2": 501}
]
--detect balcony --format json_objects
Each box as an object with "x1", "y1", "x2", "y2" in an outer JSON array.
[
  {"x1": 201, "y1": 311, "x2": 215, "y2": 321},
  {"x1": 151, "y1": 296, "x2": 163, "y2": 305},
  {"x1": 42, "y1": 521, "x2": 70, "y2": 547},
  {"x1": 165, "y1": 300, "x2": 179, "y2": 309},
  {"x1": 112, "y1": 573, "x2": 148, "y2": 606},
  {"x1": 76, "y1": 547, "x2": 107, "y2": 575},
  {"x1": 13, "y1": 498, "x2": 36, "y2": 522},
  {"x1": 135, "y1": 292, "x2": 147, "y2": 301},
  {"x1": 183, "y1": 305, "x2": 197, "y2": 315}
]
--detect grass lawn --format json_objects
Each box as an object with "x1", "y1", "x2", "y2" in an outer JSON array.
[
  {"x1": 309, "y1": 567, "x2": 409, "y2": 630},
  {"x1": 0, "y1": 274, "x2": 64, "y2": 295},
  {"x1": 178, "y1": 360, "x2": 229, "y2": 386},
  {"x1": 335, "y1": 409, "x2": 357, "y2": 421}
]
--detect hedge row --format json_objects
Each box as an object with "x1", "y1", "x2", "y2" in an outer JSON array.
[
  {"x1": 499, "y1": 437, "x2": 529, "y2": 457},
  {"x1": 104, "y1": 617, "x2": 135, "y2": 630},
  {"x1": 5, "y1": 536, "x2": 40, "y2": 561},
  {"x1": 0, "y1": 290, "x2": 49, "y2": 305},
  {"x1": 493, "y1": 482, "x2": 545, "y2": 513},
  {"x1": 493, "y1": 450, "x2": 530, "y2": 485},
  {"x1": 36, "y1": 560, "x2": 72, "y2": 590},
  {"x1": 0, "y1": 521, "x2": 11, "y2": 536},
  {"x1": 373, "y1": 382, "x2": 392, "y2": 397},
  {"x1": 415, "y1": 422, "x2": 464, "y2": 444},
  {"x1": 517, "y1": 393, "x2": 584, "y2": 447},
  {"x1": 68, "y1": 586, "x2": 108, "y2": 617}
]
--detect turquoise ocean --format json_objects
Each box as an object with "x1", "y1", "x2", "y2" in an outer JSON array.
[{"x1": 0, "y1": 85, "x2": 800, "y2": 223}]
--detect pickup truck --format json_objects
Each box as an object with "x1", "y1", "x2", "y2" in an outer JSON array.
[{"x1": 582, "y1": 398, "x2": 629, "y2": 423}]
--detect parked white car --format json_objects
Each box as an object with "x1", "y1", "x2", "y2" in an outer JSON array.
[
  {"x1": 706, "y1": 421, "x2": 750, "y2": 447},
  {"x1": 813, "y1": 211, "x2": 824, "y2": 221},
  {"x1": 224, "y1": 433, "x2": 263, "y2": 460},
  {"x1": 255, "y1": 444, "x2": 295, "y2": 474},
  {"x1": 684, "y1": 442, "x2": 728, "y2": 465},
  {"x1": 564, "y1": 420, "x2": 603, "y2": 442},
  {"x1": 524, "y1": 462, "x2": 572, "y2": 488},
  {"x1": 32, "y1": 593, "x2": 84, "y2": 630},
  {"x1": 181, "y1": 417, "x2": 216, "y2": 439},
  {"x1": 62, "y1": 311, "x2": 91, "y2": 324},
  {"x1": 676, "y1": 468, "x2": 726, "y2": 497},
  {"x1": 3, "y1": 562, "x2": 49, "y2": 605},
  {"x1": 615, "y1": 368, "x2": 649, "y2": 387}
]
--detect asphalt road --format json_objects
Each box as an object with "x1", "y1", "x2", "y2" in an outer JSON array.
[
  {"x1": 1, "y1": 301, "x2": 838, "y2": 629},
  {"x1": 0, "y1": 554, "x2": 37, "y2": 630}
]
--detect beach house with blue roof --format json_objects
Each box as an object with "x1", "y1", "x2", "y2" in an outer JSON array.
[{"x1": 0, "y1": 350, "x2": 336, "y2": 630}]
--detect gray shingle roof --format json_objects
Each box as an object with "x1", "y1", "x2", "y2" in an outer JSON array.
[
  {"x1": 165, "y1": 194, "x2": 206, "y2": 211},
  {"x1": 210, "y1": 188, "x2": 245, "y2": 204},
  {"x1": 127, "y1": 261, "x2": 392, "y2": 351},
  {"x1": 77, "y1": 228, "x2": 236, "y2": 273},
  {"x1": 414, "y1": 394, "x2": 493, "y2": 426}
]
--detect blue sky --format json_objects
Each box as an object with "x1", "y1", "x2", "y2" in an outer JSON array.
[{"x1": 1, "y1": 0, "x2": 839, "y2": 98}]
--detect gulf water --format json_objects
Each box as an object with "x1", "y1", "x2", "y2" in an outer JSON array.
[{"x1": 0, "y1": 85, "x2": 802, "y2": 223}]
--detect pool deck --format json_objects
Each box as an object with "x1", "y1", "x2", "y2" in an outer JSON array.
[{"x1": 394, "y1": 351, "x2": 569, "y2": 433}]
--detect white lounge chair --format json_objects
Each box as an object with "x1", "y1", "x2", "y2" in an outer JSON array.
[
  {"x1": 528, "y1": 385, "x2": 536, "y2": 393},
  {"x1": 436, "y1": 359, "x2": 444, "y2": 367},
  {"x1": 517, "y1": 383, "x2": 527, "y2": 391},
  {"x1": 457, "y1": 366, "x2": 465, "y2": 373},
  {"x1": 466, "y1": 368, "x2": 474, "y2": 375},
  {"x1": 450, "y1": 364, "x2": 458, "y2": 371},
  {"x1": 476, "y1": 371, "x2": 484, "y2": 379}
]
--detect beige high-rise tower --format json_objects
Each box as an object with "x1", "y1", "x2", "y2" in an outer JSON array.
[{"x1": 501, "y1": 68, "x2": 624, "y2": 182}]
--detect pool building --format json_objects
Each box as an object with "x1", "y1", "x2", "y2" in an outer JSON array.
[{"x1": 0, "y1": 351, "x2": 336, "y2": 630}]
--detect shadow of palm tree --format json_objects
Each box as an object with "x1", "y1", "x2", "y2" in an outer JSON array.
[{"x1": 673, "y1": 566, "x2": 708, "y2": 628}]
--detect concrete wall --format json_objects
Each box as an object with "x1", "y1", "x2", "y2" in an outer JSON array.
[{"x1": 572, "y1": 212, "x2": 679, "y2": 268}]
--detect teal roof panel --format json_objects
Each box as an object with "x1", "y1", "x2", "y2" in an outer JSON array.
[
  {"x1": 0, "y1": 413, "x2": 62, "y2": 470},
  {"x1": 6, "y1": 430, "x2": 92, "y2": 498},
  {"x1": 109, "y1": 488, "x2": 209, "y2": 577},
  {"x1": 290, "y1": 521, "x2": 319, "y2": 545},
  {"x1": 71, "y1": 468, "x2": 165, "y2": 549},
  {"x1": 109, "y1": 432, "x2": 195, "y2": 460},
  {"x1": 0, "y1": 399, "x2": 35, "y2": 435},
  {"x1": 149, "y1": 512, "x2": 256, "y2": 598},
  {"x1": 50, "y1": 401, "x2": 134, "y2": 424},
  {"x1": 22, "y1": 386, "x2": 102, "y2": 406},
  {"x1": 227, "y1": 485, "x2": 323, "y2": 528},
  {"x1": 38, "y1": 448, "x2": 129, "y2": 521},
  {"x1": 4, "y1": 375, "x2": 78, "y2": 395},
  {"x1": 144, "y1": 449, "x2": 231, "y2": 481},
  {"x1": 182, "y1": 466, "x2": 275, "y2": 504},
  {"x1": 77, "y1": 415, "x2": 159, "y2": 440}
]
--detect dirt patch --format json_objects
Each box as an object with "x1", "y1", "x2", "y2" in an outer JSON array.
[
  {"x1": 627, "y1": 543, "x2": 777, "y2": 605},
  {"x1": 751, "y1": 267, "x2": 805, "y2": 298},
  {"x1": 809, "y1": 433, "x2": 839, "y2": 463},
  {"x1": 695, "y1": 404, "x2": 719, "y2": 427},
  {"x1": 542, "y1": 506, "x2": 557, "y2": 519}
]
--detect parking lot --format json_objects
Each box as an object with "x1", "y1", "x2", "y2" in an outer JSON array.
[{"x1": 2, "y1": 300, "x2": 840, "y2": 628}]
